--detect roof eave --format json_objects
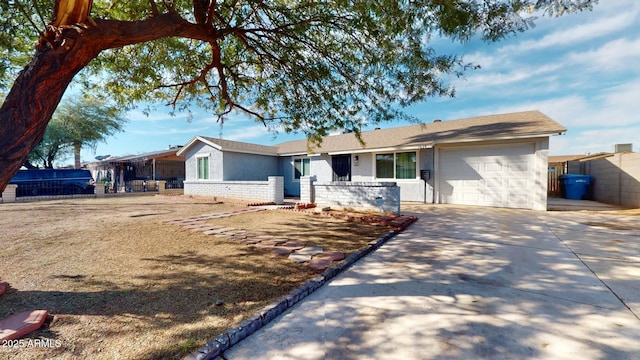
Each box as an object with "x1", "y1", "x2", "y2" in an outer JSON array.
[
  {"x1": 176, "y1": 136, "x2": 223, "y2": 156},
  {"x1": 227, "y1": 149, "x2": 280, "y2": 156},
  {"x1": 433, "y1": 132, "x2": 565, "y2": 146},
  {"x1": 327, "y1": 143, "x2": 433, "y2": 155},
  {"x1": 277, "y1": 131, "x2": 561, "y2": 156}
]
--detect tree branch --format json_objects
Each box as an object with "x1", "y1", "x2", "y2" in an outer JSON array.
[
  {"x1": 148, "y1": 0, "x2": 159, "y2": 16},
  {"x1": 92, "y1": 14, "x2": 221, "y2": 49}
]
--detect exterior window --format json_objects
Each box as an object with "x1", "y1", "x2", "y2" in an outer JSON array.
[
  {"x1": 294, "y1": 158, "x2": 310, "y2": 179},
  {"x1": 376, "y1": 152, "x2": 417, "y2": 179},
  {"x1": 396, "y1": 152, "x2": 417, "y2": 179},
  {"x1": 375, "y1": 154, "x2": 394, "y2": 178},
  {"x1": 197, "y1": 156, "x2": 209, "y2": 180}
]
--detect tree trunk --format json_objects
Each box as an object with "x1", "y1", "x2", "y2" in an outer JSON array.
[
  {"x1": 0, "y1": 28, "x2": 100, "y2": 192},
  {"x1": 73, "y1": 142, "x2": 82, "y2": 169},
  {"x1": 0, "y1": 13, "x2": 202, "y2": 192}
]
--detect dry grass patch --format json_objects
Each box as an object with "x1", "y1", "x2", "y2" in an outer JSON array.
[
  {"x1": 0, "y1": 196, "x2": 390, "y2": 359},
  {"x1": 596, "y1": 208, "x2": 640, "y2": 217}
]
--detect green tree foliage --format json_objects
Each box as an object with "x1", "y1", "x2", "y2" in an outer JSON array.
[
  {"x1": 0, "y1": 0, "x2": 596, "y2": 191},
  {"x1": 25, "y1": 118, "x2": 70, "y2": 169},
  {"x1": 24, "y1": 96, "x2": 125, "y2": 169}
]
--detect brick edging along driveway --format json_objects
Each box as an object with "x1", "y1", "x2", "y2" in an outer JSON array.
[{"x1": 185, "y1": 214, "x2": 417, "y2": 360}]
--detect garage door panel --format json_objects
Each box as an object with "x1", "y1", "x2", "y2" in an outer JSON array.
[
  {"x1": 508, "y1": 178, "x2": 529, "y2": 189},
  {"x1": 508, "y1": 162, "x2": 529, "y2": 172},
  {"x1": 461, "y1": 192, "x2": 481, "y2": 203},
  {"x1": 485, "y1": 178, "x2": 504, "y2": 188},
  {"x1": 463, "y1": 179, "x2": 481, "y2": 187},
  {"x1": 439, "y1": 144, "x2": 535, "y2": 209},
  {"x1": 508, "y1": 194, "x2": 530, "y2": 206},
  {"x1": 484, "y1": 162, "x2": 503, "y2": 172},
  {"x1": 441, "y1": 161, "x2": 481, "y2": 177}
]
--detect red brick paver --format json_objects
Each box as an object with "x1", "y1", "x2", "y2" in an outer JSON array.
[
  {"x1": 308, "y1": 258, "x2": 333, "y2": 270},
  {"x1": 271, "y1": 247, "x2": 294, "y2": 256},
  {"x1": 0, "y1": 310, "x2": 48, "y2": 341},
  {"x1": 315, "y1": 251, "x2": 345, "y2": 262}
]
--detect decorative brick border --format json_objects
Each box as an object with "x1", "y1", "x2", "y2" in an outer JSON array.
[
  {"x1": 246, "y1": 201, "x2": 276, "y2": 207},
  {"x1": 165, "y1": 208, "x2": 363, "y2": 271},
  {"x1": 185, "y1": 218, "x2": 416, "y2": 360},
  {"x1": 276, "y1": 205, "x2": 417, "y2": 232}
]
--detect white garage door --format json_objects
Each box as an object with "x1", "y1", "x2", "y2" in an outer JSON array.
[{"x1": 438, "y1": 144, "x2": 535, "y2": 209}]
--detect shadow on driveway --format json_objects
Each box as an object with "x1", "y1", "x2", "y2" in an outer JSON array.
[{"x1": 222, "y1": 204, "x2": 640, "y2": 360}]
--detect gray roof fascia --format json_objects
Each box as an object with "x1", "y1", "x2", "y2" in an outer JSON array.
[
  {"x1": 176, "y1": 136, "x2": 222, "y2": 156},
  {"x1": 432, "y1": 132, "x2": 563, "y2": 146},
  {"x1": 327, "y1": 144, "x2": 432, "y2": 155}
]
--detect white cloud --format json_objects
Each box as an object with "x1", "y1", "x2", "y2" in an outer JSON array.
[
  {"x1": 598, "y1": 79, "x2": 640, "y2": 110},
  {"x1": 500, "y1": 11, "x2": 637, "y2": 54},
  {"x1": 552, "y1": 126, "x2": 640, "y2": 155},
  {"x1": 125, "y1": 109, "x2": 191, "y2": 123},
  {"x1": 566, "y1": 37, "x2": 640, "y2": 72},
  {"x1": 449, "y1": 80, "x2": 640, "y2": 156},
  {"x1": 223, "y1": 125, "x2": 272, "y2": 142},
  {"x1": 454, "y1": 1, "x2": 640, "y2": 99},
  {"x1": 457, "y1": 62, "x2": 563, "y2": 92},
  {"x1": 467, "y1": 76, "x2": 640, "y2": 128},
  {"x1": 128, "y1": 126, "x2": 209, "y2": 136}
]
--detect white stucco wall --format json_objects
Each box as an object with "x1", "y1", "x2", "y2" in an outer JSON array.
[
  {"x1": 222, "y1": 151, "x2": 279, "y2": 181},
  {"x1": 351, "y1": 153, "x2": 373, "y2": 181},
  {"x1": 533, "y1": 138, "x2": 550, "y2": 211},
  {"x1": 350, "y1": 149, "x2": 434, "y2": 203},
  {"x1": 183, "y1": 142, "x2": 223, "y2": 181}
]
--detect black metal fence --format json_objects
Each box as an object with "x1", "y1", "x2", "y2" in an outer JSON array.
[
  {"x1": 14, "y1": 181, "x2": 95, "y2": 197},
  {"x1": 114, "y1": 179, "x2": 184, "y2": 193}
]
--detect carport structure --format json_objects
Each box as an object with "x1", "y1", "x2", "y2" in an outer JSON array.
[{"x1": 84, "y1": 146, "x2": 185, "y2": 192}]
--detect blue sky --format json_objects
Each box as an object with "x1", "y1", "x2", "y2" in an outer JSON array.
[{"x1": 86, "y1": 0, "x2": 639, "y2": 163}]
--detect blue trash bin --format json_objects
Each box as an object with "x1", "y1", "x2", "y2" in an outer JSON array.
[{"x1": 559, "y1": 174, "x2": 593, "y2": 200}]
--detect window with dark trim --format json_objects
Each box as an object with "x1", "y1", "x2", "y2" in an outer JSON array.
[
  {"x1": 375, "y1": 154, "x2": 394, "y2": 178},
  {"x1": 294, "y1": 158, "x2": 310, "y2": 179},
  {"x1": 396, "y1": 152, "x2": 417, "y2": 179},
  {"x1": 375, "y1": 151, "x2": 416, "y2": 179},
  {"x1": 332, "y1": 155, "x2": 351, "y2": 181}
]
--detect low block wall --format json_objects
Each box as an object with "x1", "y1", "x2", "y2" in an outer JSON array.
[
  {"x1": 586, "y1": 152, "x2": 640, "y2": 208},
  {"x1": 0, "y1": 184, "x2": 17, "y2": 203},
  {"x1": 183, "y1": 176, "x2": 284, "y2": 204},
  {"x1": 312, "y1": 181, "x2": 400, "y2": 214}
]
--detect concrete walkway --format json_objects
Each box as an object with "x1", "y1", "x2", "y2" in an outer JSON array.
[
  {"x1": 547, "y1": 197, "x2": 623, "y2": 211},
  {"x1": 219, "y1": 204, "x2": 640, "y2": 360}
]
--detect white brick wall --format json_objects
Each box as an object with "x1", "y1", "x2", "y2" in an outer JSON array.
[
  {"x1": 313, "y1": 182, "x2": 401, "y2": 214},
  {"x1": 268, "y1": 176, "x2": 284, "y2": 204},
  {"x1": 0, "y1": 184, "x2": 17, "y2": 203},
  {"x1": 183, "y1": 176, "x2": 284, "y2": 204},
  {"x1": 300, "y1": 176, "x2": 314, "y2": 203}
]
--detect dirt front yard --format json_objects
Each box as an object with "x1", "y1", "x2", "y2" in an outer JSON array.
[{"x1": 0, "y1": 195, "x2": 392, "y2": 359}]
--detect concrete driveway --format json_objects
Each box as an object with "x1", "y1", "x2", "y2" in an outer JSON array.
[{"x1": 220, "y1": 204, "x2": 640, "y2": 360}]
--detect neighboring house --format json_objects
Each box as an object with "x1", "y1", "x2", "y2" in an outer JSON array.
[
  {"x1": 177, "y1": 111, "x2": 566, "y2": 210},
  {"x1": 85, "y1": 146, "x2": 185, "y2": 192}
]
